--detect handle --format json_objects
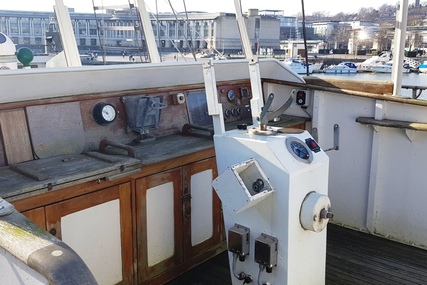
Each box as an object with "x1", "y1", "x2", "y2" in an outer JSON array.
[{"x1": 99, "y1": 139, "x2": 137, "y2": 158}]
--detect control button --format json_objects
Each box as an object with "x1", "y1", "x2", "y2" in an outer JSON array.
[
  {"x1": 224, "y1": 109, "x2": 232, "y2": 117},
  {"x1": 305, "y1": 138, "x2": 321, "y2": 153},
  {"x1": 296, "y1": 90, "x2": 306, "y2": 106}
]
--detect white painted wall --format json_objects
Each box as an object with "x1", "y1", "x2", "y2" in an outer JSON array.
[{"x1": 311, "y1": 89, "x2": 427, "y2": 248}]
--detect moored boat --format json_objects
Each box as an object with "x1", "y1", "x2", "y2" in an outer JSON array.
[
  {"x1": 283, "y1": 58, "x2": 314, "y2": 74},
  {"x1": 419, "y1": 60, "x2": 427, "y2": 73},
  {"x1": 370, "y1": 60, "x2": 412, "y2": 73},
  {"x1": 324, "y1": 61, "x2": 358, "y2": 74}
]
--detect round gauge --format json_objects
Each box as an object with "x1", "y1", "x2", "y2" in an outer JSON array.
[
  {"x1": 93, "y1": 102, "x2": 117, "y2": 125},
  {"x1": 227, "y1": 89, "x2": 236, "y2": 101},
  {"x1": 286, "y1": 137, "x2": 312, "y2": 163}
]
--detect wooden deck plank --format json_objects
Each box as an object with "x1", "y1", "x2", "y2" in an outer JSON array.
[{"x1": 168, "y1": 224, "x2": 427, "y2": 285}]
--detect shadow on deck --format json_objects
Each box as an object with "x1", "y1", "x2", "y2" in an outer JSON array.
[{"x1": 167, "y1": 224, "x2": 427, "y2": 285}]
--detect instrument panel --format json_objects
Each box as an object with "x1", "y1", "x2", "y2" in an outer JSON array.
[
  {"x1": 217, "y1": 84, "x2": 252, "y2": 124},
  {"x1": 186, "y1": 83, "x2": 253, "y2": 128}
]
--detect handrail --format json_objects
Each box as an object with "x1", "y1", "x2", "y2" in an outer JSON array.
[
  {"x1": 0, "y1": 198, "x2": 97, "y2": 284},
  {"x1": 401, "y1": 85, "x2": 427, "y2": 99},
  {"x1": 356, "y1": 116, "x2": 427, "y2": 132}
]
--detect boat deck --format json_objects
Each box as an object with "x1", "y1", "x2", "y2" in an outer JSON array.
[{"x1": 167, "y1": 224, "x2": 427, "y2": 285}]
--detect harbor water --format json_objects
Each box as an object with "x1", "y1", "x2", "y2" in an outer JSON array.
[{"x1": 315, "y1": 72, "x2": 427, "y2": 100}]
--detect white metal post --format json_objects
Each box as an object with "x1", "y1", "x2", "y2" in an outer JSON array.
[
  {"x1": 135, "y1": 0, "x2": 161, "y2": 63},
  {"x1": 392, "y1": 0, "x2": 408, "y2": 96},
  {"x1": 54, "y1": 0, "x2": 82, "y2": 67},
  {"x1": 233, "y1": 0, "x2": 263, "y2": 127},
  {"x1": 203, "y1": 60, "x2": 225, "y2": 135}
]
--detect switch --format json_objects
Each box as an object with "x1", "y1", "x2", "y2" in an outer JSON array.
[
  {"x1": 305, "y1": 138, "x2": 321, "y2": 153},
  {"x1": 172, "y1": 93, "x2": 186, "y2": 104},
  {"x1": 228, "y1": 224, "x2": 250, "y2": 261},
  {"x1": 255, "y1": 233, "x2": 278, "y2": 273},
  {"x1": 296, "y1": 90, "x2": 306, "y2": 106}
]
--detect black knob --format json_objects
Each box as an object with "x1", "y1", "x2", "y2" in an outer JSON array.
[{"x1": 252, "y1": 179, "x2": 265, "y2": 193}]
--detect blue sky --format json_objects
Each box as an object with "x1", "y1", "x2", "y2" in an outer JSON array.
[{"x1": 0, "y1": 0, "x2": 407, "y2": 16}]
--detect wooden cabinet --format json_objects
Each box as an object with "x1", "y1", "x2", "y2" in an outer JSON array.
[
  {"x1": 22, "y1": 207, "x2": 46, "y2": 230},
  {"x1": 136, "y1": 157, "x2": 224, "y2": 284},
  {"x1": 45, "y1": 182, "x2": 133, "y2": 285},
  {"x1": 182, "y1": 157, "x2": 222, "y2": 259},
  {"x1": 13, "y1": 152, "x2": 225, "y2": 285}
]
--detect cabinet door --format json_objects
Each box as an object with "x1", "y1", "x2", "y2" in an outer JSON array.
[
  {"x1": 136, "y1": 168, "x2": 183, "y2": 283},
  {"x1": 22, "y1": 207, "x2": 46, "y2": 230},
  {"x1": 45, "y1": 183, "x2": 133, "y2": 285},
  {"x1": 182, "y1": 157, "x2": 223, "y2": 258}
]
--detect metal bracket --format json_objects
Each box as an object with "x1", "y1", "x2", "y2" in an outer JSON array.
[
  {"x1": 323, "y1": 124, "x2": 340, "y2": 152},
  {"x1": 181, "y1": 193, "x2": 192, "y2": 201}
]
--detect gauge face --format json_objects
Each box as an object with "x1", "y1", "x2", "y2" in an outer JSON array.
[
  {"x1": 286, "y1": 137, "x2": 313, "y2": 163},
  {"x1": 290, "y1": 141, "x2": 310, "y2": 160},
  {"x1": 102, "y1": 104, "x2": 116, "y2": 121},
  {"x1": 93, "y1": 102, "x2": 117, "y2": 125},
  {"x1": 227, "y1": 89, "x2": 236, "y2": 101}
]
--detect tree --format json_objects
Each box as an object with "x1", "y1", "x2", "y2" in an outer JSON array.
[
  {"x1": 330, "y1": 26, "x2": 351, "y2": 49},
  {"x1": 374, "y1": 24, "x2": 393, "y2": 51}
]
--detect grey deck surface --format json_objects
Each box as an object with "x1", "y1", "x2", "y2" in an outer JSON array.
[{"x1": 167, "y1": 224, "x2": 427, "y2": 285}]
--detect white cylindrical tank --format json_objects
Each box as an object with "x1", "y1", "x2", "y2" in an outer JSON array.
[{"x1": 0, "y1": 33, "x2": 17, "y2": 70}]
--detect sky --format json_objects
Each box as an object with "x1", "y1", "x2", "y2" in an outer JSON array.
[{"x1": 0, "y1": 0, "x2": 407, "y2": 16}]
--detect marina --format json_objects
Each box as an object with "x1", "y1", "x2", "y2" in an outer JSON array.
[{"x1": 1, "y1": 0, "x2": 427, "y2": 285}]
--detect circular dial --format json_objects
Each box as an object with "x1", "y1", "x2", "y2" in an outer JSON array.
[
  {"x1": 93, "y1": 102, "x2": 117, "y2": 125},
  {"x1": 286, "y1": 137, "x2": 313, "y2": 163},
  {"x1": 227, "y1": 89, "x2": 236, "y2": 101},
  {"x1": 290, "y1": 141, "x2": 310, "y2": 160}
]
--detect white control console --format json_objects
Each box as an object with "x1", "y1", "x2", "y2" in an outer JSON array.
[{"x1": 213, "y1": 127, "x2": 331, "y2": 285}]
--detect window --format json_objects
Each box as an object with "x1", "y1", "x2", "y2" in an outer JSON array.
[
  {"x1": 21, "y1": 18, "x2": 30, "y2": 35},
  {"x1": 33, "y1": 18, "x2": 43, "y2": 36},
  {"x1": 9, "y1": 18, "x2": 18, "y2": 35}
]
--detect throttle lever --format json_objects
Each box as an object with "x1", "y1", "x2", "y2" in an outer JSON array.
[{"x1": 258, "y1": 93, "x2": 274, "y2": 130}]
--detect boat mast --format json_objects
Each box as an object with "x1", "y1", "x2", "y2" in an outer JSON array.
[
  {"x1": 391, "y1": 0, "x2": 408, "y2": 96},
  {"x1": 233, "y1": 0, "x2": 263, "y2": 127},
  {"x1": 135, "y1": 0, "x2": 161, "y2": 63}
]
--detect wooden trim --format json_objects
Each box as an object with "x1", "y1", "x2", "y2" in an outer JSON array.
[
  {"x1": 356, "y1": 116, "x2": 427, "y2": 131},
  {"x1": 0, "y1": 80, "x2": 250, "y2": 112},
  {"x1": 263, "y1": 77, "x2": 427, "y2": 108},
  {"x1": 21, "y1": 207, "x2": 46, "y2": 230},
  {"x1": 140, "y1": 147, "x2": 216, "y2": 177}
]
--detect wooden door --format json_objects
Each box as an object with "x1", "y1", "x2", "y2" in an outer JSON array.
[
  {"x1": 22, "y1": 207, "x2": 46, "y2": 230},
  {"x1": 45, "y1": 183, "x2": 133, "y2": 285},
  {"x1": 182, "y1": 157, "x2": 223, "y2": 259},
  {"x1": 136, "y1": 168, "x2": 183, "y2": 283}
]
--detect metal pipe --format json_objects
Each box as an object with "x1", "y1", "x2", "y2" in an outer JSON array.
[{"x1": 392, "y1": 0, "x2": 409, "y2": 96}]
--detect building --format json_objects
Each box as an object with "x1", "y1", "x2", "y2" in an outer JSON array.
[{"x1": 0, "y1": 7, "x2": 281, "y2": 55}]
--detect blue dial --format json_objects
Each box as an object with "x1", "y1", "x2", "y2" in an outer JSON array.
[
  {"x1": 290, "y1": 141, "x2": 310, "y2": 160},
  {"x1": 227, "y1": 90, "x2": 236, "y2": 101}
]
